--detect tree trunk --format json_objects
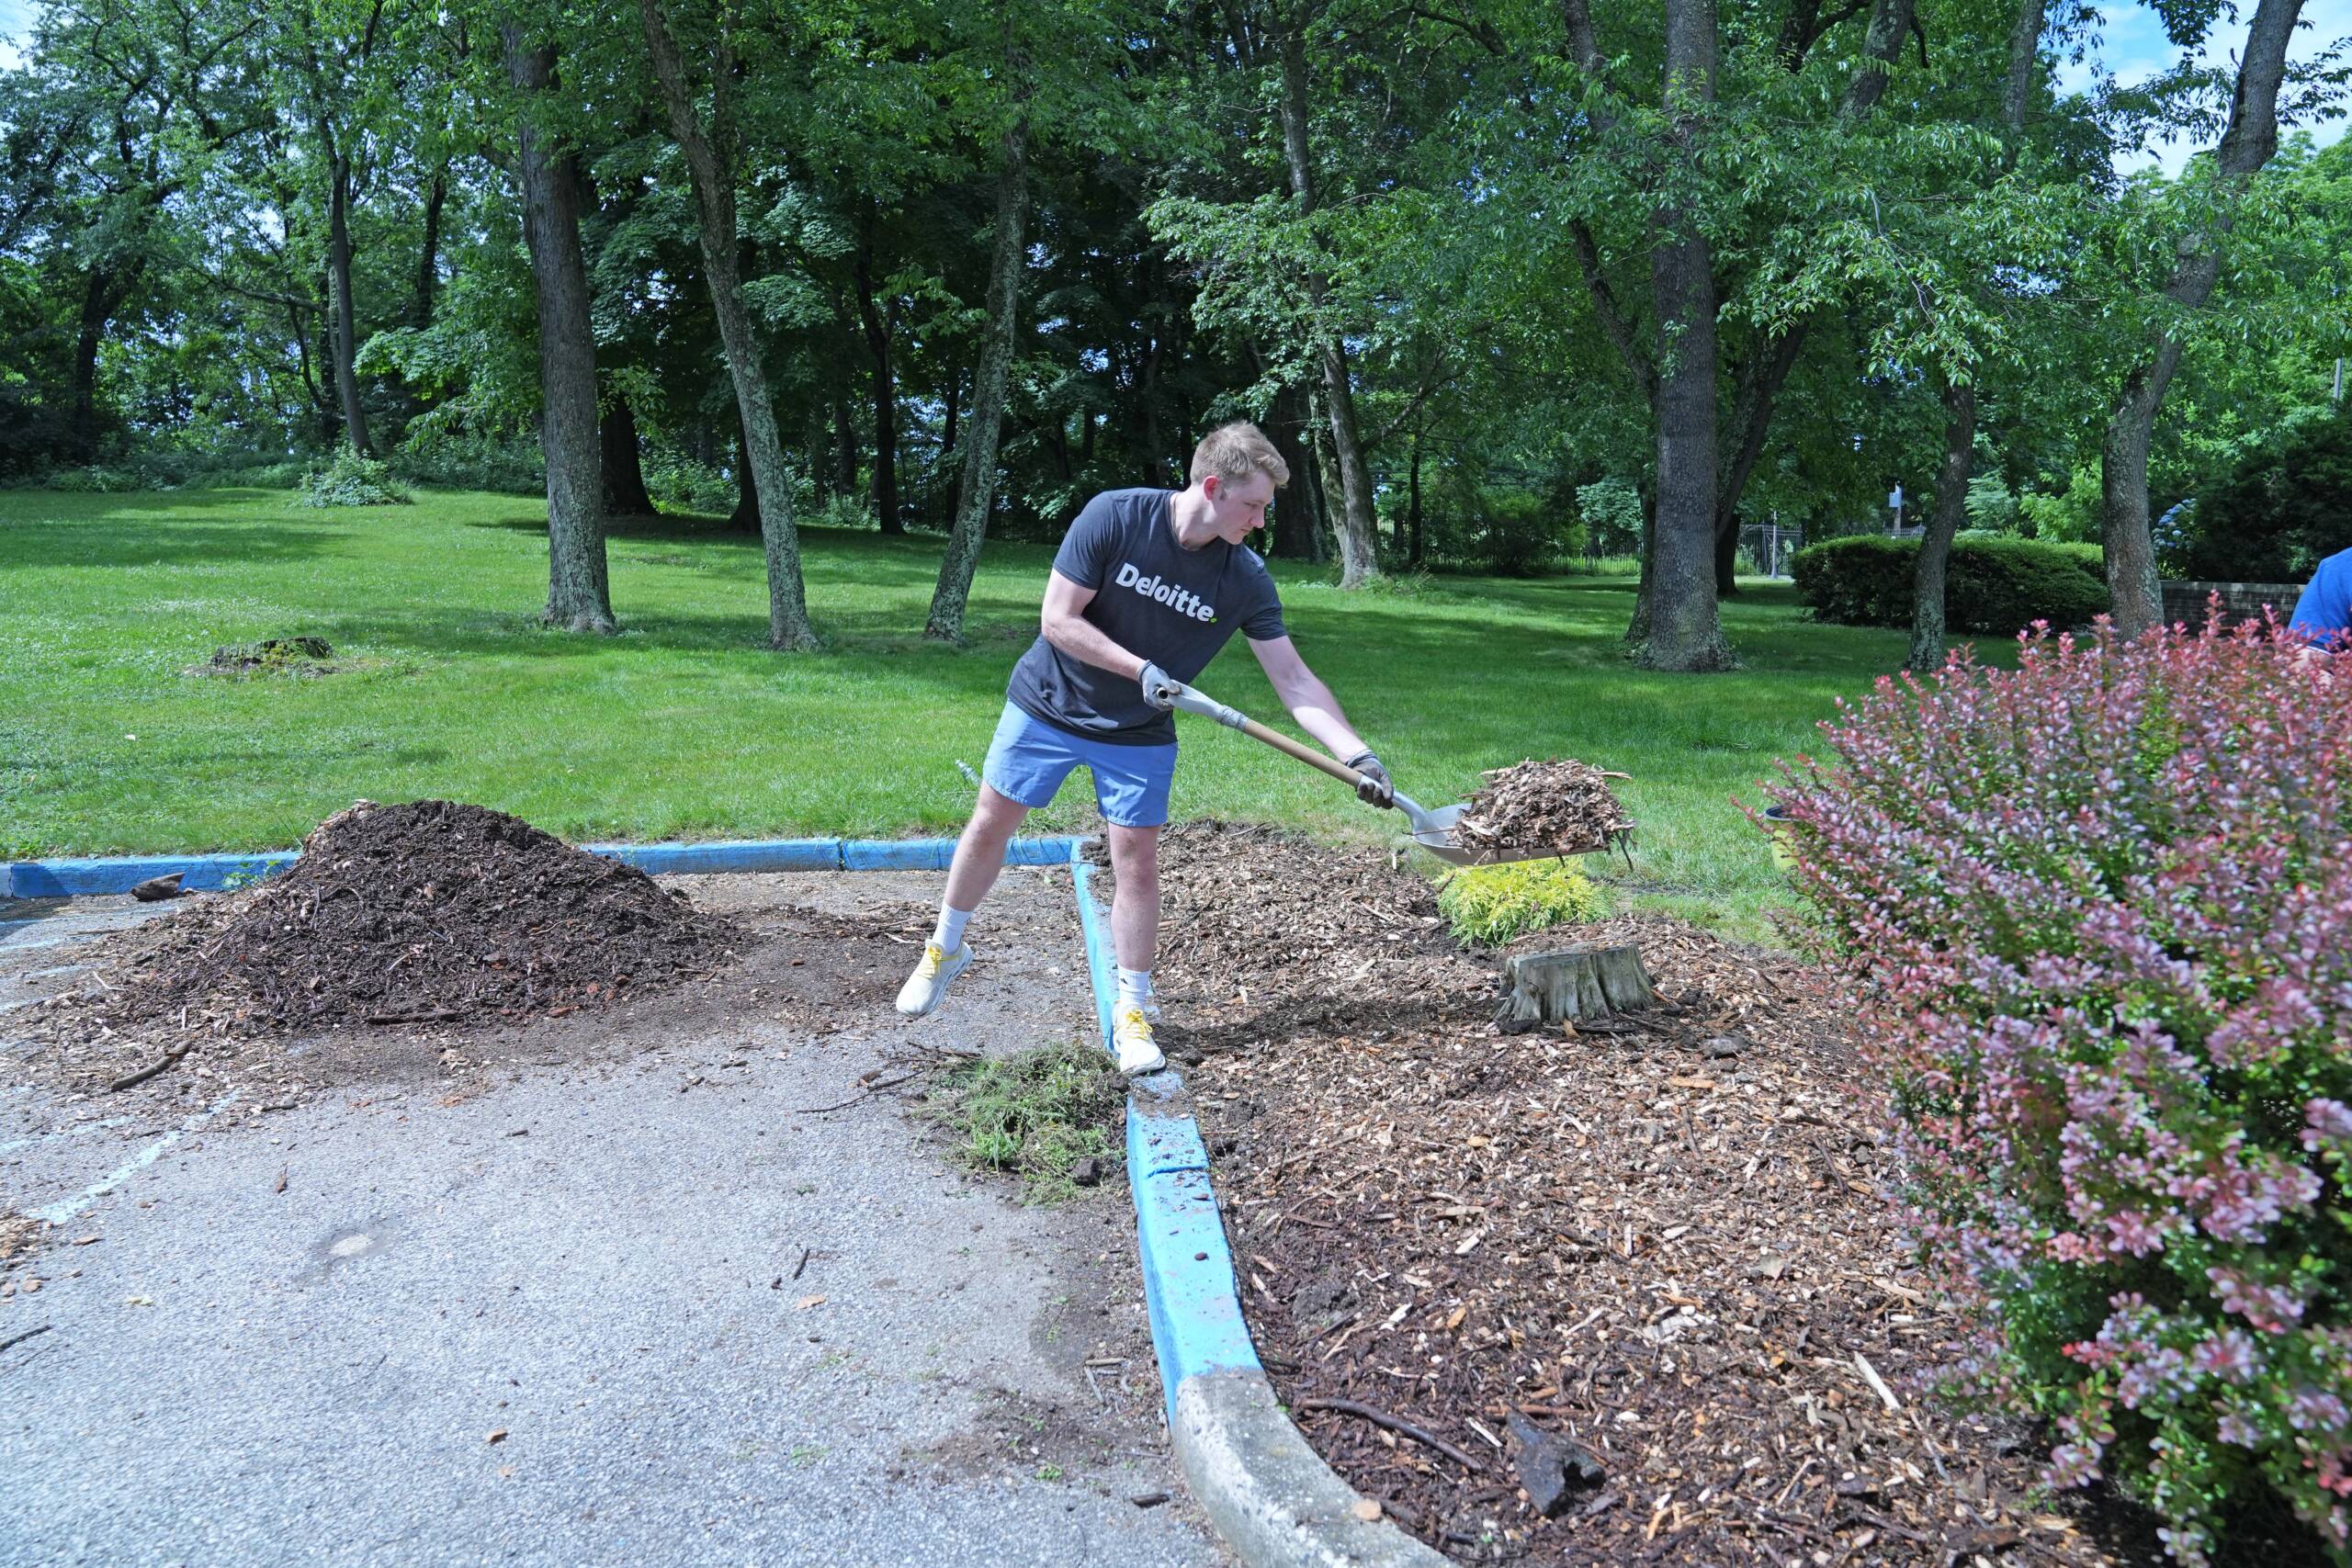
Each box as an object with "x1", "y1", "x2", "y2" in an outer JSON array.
[
  {"x1": 729, "y1": 423, "x2": 758, "y2": 531},
  {"x1": 2002, "y1": 0, "x2": 2048, "y2": 142},
  {"x1": 1139, "y1": 333, "x2": 1169, "y2": 483},
  {"x1": 639, "y1": 0, "x2": 820, "y2": 649},
  {"x1": 1908, "y1": 379, "x2": 1976, "y2": 670},
  {"x1": 1309, "y1": 393, "x2": 1345, "y2": 567},
  {"x1": 1275, "y1": 16, "x2": 1380, "y2": 587},
  {"x1": 67, "y1": 265, "x2": 123, "y2": 466},
  {"x1": 926, "y1": 102, "x2": 1030, "y2": 644},
  {"x1": 601, "y1": 395, "x2": 657, "y2": 517},
  {"x1": 2101, "y1": 0, "x2": 2302, "y2": 637},
  {"x1": 1637, "y1": 0, "x2": 1732, "y2": 672},
  {"x1": 407, "y1": 168, "x2": 447, "y2": 329},
  {"x1": 1407, "y1": 427, "x2": 1424, "y2": 565},
  {"x1": 1626, "y1": 490, "x2": 1657, "y2": 644},
  {"x1": 1712, "y1": 325, "x2": 1808, "y2": 595},
  {"x1": 323, "y1": 149, "x2": 373, "y2": 457},
  {"x1": 504, "y1": 26, "x2": 616, "y2": 635},
  {"x1": 1265, "y1": 387, "x2": 1317, "y2": 559},
  {"x1": 853, "y1": 222, "x2": 904, "y2": 535},
  {"x1": 833, "y1": 396, "x2": 858, "y2": 497}
]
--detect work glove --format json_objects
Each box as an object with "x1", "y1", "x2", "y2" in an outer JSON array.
[
  {"x1": 1345, "y1": 750, "x2": 1395, "y2": 808},
  {"x1": 1138, "y1": 660, "x2": 1181, "y2": 711}
]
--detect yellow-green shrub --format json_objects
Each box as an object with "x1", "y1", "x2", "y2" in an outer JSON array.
[{"x1": 1437, "y1": 860, "x2": 1605, "y2": 945}]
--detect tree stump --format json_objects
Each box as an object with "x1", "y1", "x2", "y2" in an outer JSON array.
[{"x1": 1497, "y1": 944, "x2": 1657, "y2": 1032}]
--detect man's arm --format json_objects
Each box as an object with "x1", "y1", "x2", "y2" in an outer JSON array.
[
  {"x1": 2290, "y1": 556, "x2": 2350, "y2": 658},
  {"x1": 1248, "y1": 635, "x2": 1370, "y2": 759},
  {"x1": 1040, "y1": 570, "x2": 1146, "y2": 680}
]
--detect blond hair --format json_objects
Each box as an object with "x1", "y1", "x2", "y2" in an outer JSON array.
[{"x1": 1189, "y1": 421, "x2": 1290, "y2": 488}]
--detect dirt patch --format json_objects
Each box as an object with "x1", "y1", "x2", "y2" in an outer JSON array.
[
  {"x1": 185, "y1": 636, "x2": 356, "y2": 679},
  {"x1": 1155, "y1": 827, "x2": 2135, "y2": 1565}
]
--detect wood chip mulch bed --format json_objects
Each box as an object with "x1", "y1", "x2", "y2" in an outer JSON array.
[{"x1": 1147, "y1": 821, "x2": 2142, "y2": 1566}]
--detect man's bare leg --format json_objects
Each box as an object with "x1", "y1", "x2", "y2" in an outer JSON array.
[
  {"x1": 943, "y1": 784, "x2": 1033, "y2": 912},
  {"x1": 1105, "y1": 823, "x2": 1165, "y2": 1072},
  {"x1": 1105, "y1": 823, "x2": 1160, "y2": 971},
  {"x1": 897, "y1": 784, "x2": 1030, "y2": 1017}
]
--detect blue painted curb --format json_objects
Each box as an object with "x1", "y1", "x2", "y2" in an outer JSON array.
[
  {"x1": 1069, "y1": 844, "x2": 1261, "y2": 1425},
  {"x1": 5, "y1": 835, "x2": 1090, "y2": 899}
]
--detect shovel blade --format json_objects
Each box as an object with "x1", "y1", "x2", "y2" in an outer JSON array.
[{"x1": 1403, "y1": 799, "x2": 1621, "y2": 867}]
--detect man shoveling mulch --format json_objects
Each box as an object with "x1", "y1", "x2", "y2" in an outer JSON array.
[
  {"x1": 1155, "y1": 825, "x2": 2134, "y2": 1566},
  {"x1": 24, "y1": 799, "x2": 743, "y2": 1091}
]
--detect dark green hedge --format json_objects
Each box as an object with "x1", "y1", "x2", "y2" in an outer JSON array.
[
  {"x1": 2172, "y1": 408, "x2": 2352, "y2": 581},
  {"x1": 1792, "y1": 535, "x2": 2109, "y2": 633}
]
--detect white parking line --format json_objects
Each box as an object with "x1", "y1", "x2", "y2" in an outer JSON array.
[{"x1": 30, "y1": 1092, "x2": 242, "y2": 1224}]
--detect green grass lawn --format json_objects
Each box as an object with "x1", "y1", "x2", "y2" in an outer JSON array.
[{"x1": 0, "y1": 486, "x2": 1932, "y2": 941}]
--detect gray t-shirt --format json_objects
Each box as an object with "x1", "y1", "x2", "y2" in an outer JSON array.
[{"x1": 1005, "y1": 488, "x2": 1286, "y2": 746}]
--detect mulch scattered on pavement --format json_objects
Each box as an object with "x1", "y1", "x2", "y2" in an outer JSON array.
[{"x1": 1149, "y1": 822, "x2": 2133, "y2": 1565}]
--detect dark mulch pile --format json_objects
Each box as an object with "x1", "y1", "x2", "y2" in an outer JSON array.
[
  {"x1": 1154, "y1": 825, "x2": 2134, "y2": 1566},
  {"x1": 30, "y1": 799, "x2": 744, "y2": 1057}
]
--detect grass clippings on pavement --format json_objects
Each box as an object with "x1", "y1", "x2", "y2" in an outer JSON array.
[
  {"x1": 1151, "y1": 825, "x2": 2140, "y2": 1566},
  {"x1": 924, "y1": 1040, "x2": 1125, "y2": 1204}
]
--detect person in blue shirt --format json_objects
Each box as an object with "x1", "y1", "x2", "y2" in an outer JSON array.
[
  {"x1": 891, "y1": 422, "x2": 1395, "y2": 1076},
  {"x1": 2290, "y1": 549, "x2": 2352, "y2": 651}
]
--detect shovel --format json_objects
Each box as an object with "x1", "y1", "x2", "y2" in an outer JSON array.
[{"x1": 1163, "y1": 680, "x2": 1488, "y2": 865}]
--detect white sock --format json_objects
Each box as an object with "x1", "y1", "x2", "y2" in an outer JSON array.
[
  {"x1": 932, "y1": 905, "x2": 974, "y2": 953},
  {"x1": 1116, "y1": 967, "x2": 1153, "y2": 1010}
]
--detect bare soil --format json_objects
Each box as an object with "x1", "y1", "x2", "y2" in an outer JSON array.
[{"x1": 1146, "y1": 821, "x2": 2143, "y2": 1566}]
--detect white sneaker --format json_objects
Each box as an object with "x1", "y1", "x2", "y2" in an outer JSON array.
[
  {"x1": 896, "y1": 942, "x2": 973, "y2": 1017},
  {"x1": 1113, "y1": 1006, "x2": 1165, "y2": 1076}
]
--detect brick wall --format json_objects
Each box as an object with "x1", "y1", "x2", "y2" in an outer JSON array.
[{"x1": 2161, "y1": 580, "x2": 2303, "y2": 630}]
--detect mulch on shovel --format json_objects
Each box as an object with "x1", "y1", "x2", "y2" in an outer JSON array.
[
  {"x1": 1454, "y1": 759, "x2": 1634, "y2": 862},
  {"x1": 1152, "y1": 823, "x2": 2133, "y2": 1566},
  {"x1": 24, "y1": 799, "x2": 746, "y2": 1091}
]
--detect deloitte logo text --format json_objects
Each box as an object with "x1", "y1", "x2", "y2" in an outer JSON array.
[{"x1": 1114, "y1": 561, "x2": 1216, "y2": 623}]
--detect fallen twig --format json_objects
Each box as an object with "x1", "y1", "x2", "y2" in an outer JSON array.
[
  {"x1": 794, "y1": 1072, "x2": 920, "y2": 1114},
  {"x1": 0, "y1": 1325, "x2": 53, "y2": 1355},
  {"x1": 107, "y1": 1046, "x2": 190, "y2": 1093},
  {"x1": 1296, "y1": 1396, "x2": 1484, "y2": 1473}
]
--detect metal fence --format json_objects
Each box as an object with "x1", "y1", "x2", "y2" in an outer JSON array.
[{"x1": 1736, "y1": 523, "x2": 1806, "y2": 579}]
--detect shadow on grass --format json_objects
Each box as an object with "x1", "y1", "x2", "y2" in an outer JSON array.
[{"x1": 0, "y1": 516, "x2": 341, "y2": 572}]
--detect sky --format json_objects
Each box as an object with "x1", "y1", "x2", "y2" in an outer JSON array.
[
  {"x1": 2057, "y1": 0, "x2": 2350, "y2": 175},
  {"x1": 0, "y1": 0, "x2": 2341, "y2": 169}
]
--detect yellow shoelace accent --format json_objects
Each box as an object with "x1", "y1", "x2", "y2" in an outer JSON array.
[
  {"x1": 915, "y1": 942, "x2": 948, "y2": 977},
  {"x1": 1115, "y1": 1006, "x2": 1155, "y2": 1038}
]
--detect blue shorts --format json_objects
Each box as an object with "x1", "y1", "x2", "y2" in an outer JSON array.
[{"x1": 982, "y1": 703, "x2": 1177, "y2": 829}]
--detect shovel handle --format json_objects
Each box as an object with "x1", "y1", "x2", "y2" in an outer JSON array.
[
  {"x1": 1166, "y1": 680, "x2": 1368, "y2": 789},
  {"x1": 1235, "y1": 716, "x2": 1367, "y2": 789}
]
